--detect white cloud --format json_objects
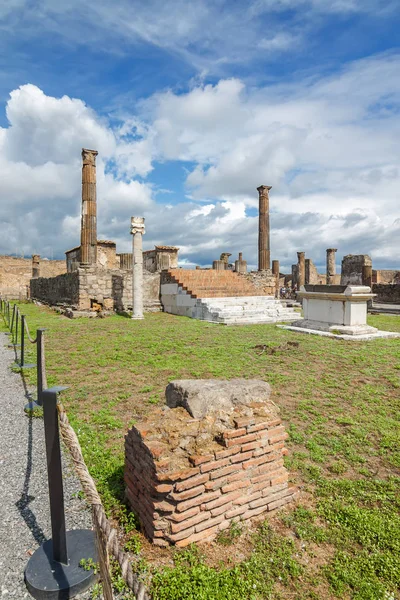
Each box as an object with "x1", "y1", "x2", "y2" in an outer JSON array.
[{"x1": 0, "y1": 84, "x2": 154, "y2": 257}]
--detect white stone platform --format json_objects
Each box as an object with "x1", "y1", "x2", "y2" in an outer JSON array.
[
  {"x1": 161, "y1": 282, "x2": 299, "y2": 324},
  {"x1": 278, "y1": 324, "x2": 400, "y2": 341},
  {"x1": 280, "y1": 284, "x2": 400, "y2": 340}
]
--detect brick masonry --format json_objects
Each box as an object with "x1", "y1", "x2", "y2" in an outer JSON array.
[{"x1": 125, "y1": 405, "x2": 297, "y2": 547}]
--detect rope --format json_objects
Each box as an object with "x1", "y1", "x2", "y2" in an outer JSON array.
[
  {"x1": 24, "y1": 318, "x2": 37, "y2": 344},
  {"x1": 57, "y1": 402, "x2": 150, "y2": 600}
]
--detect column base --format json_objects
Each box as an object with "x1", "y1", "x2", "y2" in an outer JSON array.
[{"x1": 131, "y1": 315, "x2": 144, "y2": 320}]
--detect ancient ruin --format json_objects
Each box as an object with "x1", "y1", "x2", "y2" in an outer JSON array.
[
  {"x1": 257, "y1": 185, "x2": 271, "y2": 271},
  {"x1": 125, "y1": 379, "x2": 297, "y2": 547},
  {"x1": 281, "y1": 284, "x2": 400, "y2": 340}
]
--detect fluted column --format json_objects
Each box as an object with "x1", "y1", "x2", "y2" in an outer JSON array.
[
  {"x1": 131, "y1": 217, "x2": 145, "y2": 320},
  {"x1": 326, "y1": 248, "x2": 337, "y2": 285},
  {"x1": 297, "y1": 252, "x2": 305, "y2": 288},
  {"x1": 80, "y1": 148, "x2": 98, "y2": 265},
  {"x1": 257, "y1": 185, "x2": 272, "y2": 271}
]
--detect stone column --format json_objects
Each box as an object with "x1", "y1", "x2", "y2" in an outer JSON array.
[
  {"x1": 362, "y1": 265, "x2": 372, "y2": 287},
  {"x1": 80, "y1": 148, "x2": 98, "y2": 265},
  {"x1": 32, "y1": 254, "x2": 40, "y2": 278},
  {"x1": 131, "y1": 217, "x2": 145, "y2": 320},
  {"x1": 326, "y1": 248, "x2": 337, "y2": 285},
  {"x1": 297, "y1": 252, "x2": 305, "y2": 288},
  {"x1": 213, "y1": 260, "x2": 225, "y2": 270},
  {"x1": 235, "y1": 252, "x2": 247, "y2": 274},
  {"x1": 272, "y1": 260, "x2": 280, "y2": 298},
  {"x1": 257, "y1": 185, "x2": 272, "y2": 271}
]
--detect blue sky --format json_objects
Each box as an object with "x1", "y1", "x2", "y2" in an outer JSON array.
[{"x1": 0, "y1": 0, "x2": 399, "y2": 272}]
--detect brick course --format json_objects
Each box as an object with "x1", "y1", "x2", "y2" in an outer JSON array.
[{"x1": 125, "y1": 404, "x2": 296, "y2": 546}]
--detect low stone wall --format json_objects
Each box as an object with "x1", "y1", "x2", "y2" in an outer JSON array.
[
  {"x1": 372, "y1": 284, "x2": 400, "y2": 304},
  {"x1": 30, "y1": 272, "x2": 79, "y2": 306},
  {"x1": 125, "y1": 380, "x2": 296, "y2": 547}
]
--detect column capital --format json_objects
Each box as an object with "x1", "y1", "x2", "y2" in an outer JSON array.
[
  {"x1": 130, "y1": 216, "x2": 145, "y2": 235},
  {"x1": 326, "y1": 248, "x2": 338, "y2": 253},
  {"x1": 257, "y1": 185, "x2": 272, "y2": 194},
  {"x1": 297, "y1": 251, "x2": 305, "y2": 258},
  {"x1": 82, "y1": 148, "x2": 98, "y2": 166}
]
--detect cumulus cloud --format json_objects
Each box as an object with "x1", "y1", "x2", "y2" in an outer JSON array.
[
  {"x1": 1, "y1": 51, "x2": 400, "y2": 272},
  {"x1": 0, "y1": 84, "x2": 154, "y2": 258}
]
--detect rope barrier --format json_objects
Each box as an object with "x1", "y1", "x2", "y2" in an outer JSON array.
[
  {"x1": 57, "y1": 402, "x2": 150, "y2": 600},
  {"x1": 0, "y1": 300, "x2": 150, "y2": 598}
]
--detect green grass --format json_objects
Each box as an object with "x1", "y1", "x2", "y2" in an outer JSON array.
[{"x1": 1, "y1": 303, "x2": 400, "y2": 599}]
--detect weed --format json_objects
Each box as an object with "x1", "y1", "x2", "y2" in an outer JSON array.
[{"x1": 216, "y1": 521, "x2": 242, "y2": 546}]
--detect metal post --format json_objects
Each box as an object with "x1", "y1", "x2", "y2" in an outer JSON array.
[
  {"x1": 36, "y1": 329, "x2": 46, "y2": 406},
  {"x1": 20, "y1": 315, "x2": 25, "y2": 367},
  {"x1": 42, "y1": 388, "x2": 68, "y2": 564},
  {"x1": 25, "y1": 386, "x2": 97, "y2": 599},
  {"x1": 10, "y1": 304, "x2": 16, "y2": 337}
]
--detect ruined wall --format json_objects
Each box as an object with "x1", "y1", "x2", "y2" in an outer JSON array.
[
  {"x1": 341, "y1": 255, "x2": 372, "y2": 285},
  {"x1": 97, "y1": 241, "x2": 118, "y2": 270},
  {"x1": 305, "y1": 259, "x2": 320, "y2": 285},
  {"x1": 125, "y1": 381, "x2": 296, "y2": 548},
  {"x1": 66, "y1": 247, "x2": 81, "y2": 273},
  {"x1": 0, "y1": 255, "x2": 66, "y2": 299},
  {"x1": 30, "y1": 272, "x2": 79, "y2": 306},
  {"x1": 372, "y1": 284, "x2": 400, "y2": 304},
  {"x1": 242, "y1": 270, "x2": 276, "y2": 296},
  {"x1": 373, "y1": 270, "x2": 400, "y2": 284},
  {"x1": 143, "y1": 247, "x2": 179, "y2": 273},
  {"x1": 77, "y1": 267, "x2": 160, "y2": 312}
]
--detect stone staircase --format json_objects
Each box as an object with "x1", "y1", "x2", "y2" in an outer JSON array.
[{"x1": 161, "y1": 269, "x2": 299, "y2": 324}]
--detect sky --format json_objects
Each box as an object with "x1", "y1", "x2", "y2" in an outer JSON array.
[{"x1": 0, "y1": 0, "x2": 399, "y2": 272}]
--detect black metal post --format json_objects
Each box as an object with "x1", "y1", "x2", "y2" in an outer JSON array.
[
  {"x1": 36, "y1": 328, "x2": 46, "y2": 406},
  {"x1": 42, "y1": 388, "x2": 68, "y2": 564},
  {"x1": 25, "y1": 386, "x2": 97, "y2": 599},
  {"x1": 20, "y1": 315, "x2": 25, "y2": 367}
]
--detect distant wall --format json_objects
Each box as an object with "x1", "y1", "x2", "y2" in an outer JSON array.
[
  {"x1": 0, "y1": 255, "x2": 66, "y2": 299},
  {"x1": 372, "y1": 284, "x2": 400, "y2": 304},
  {"x1": 373, "y1": 270, "x2": 400, "y2": 284}
]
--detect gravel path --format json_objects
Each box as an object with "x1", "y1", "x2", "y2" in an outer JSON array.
[{"x1": 0, "y1": 333, "x2": 94, "y2": 598}]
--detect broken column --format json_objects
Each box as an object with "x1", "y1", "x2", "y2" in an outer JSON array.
[
  {"x1": 32, "y1": 254, "x2": 40, "y2": 278},
  {"x1": 212, "y1": 260, "x2": 225, "y2": 270},
  {"x1": 326, "y1": 249, "x2": 337, "y2": 285},
  {"x1": 257, "y1": 185, "x2": 271, "y2": 271},
  {"x1": 235, "y1": 252, "x2": 247, "y2": 274},
  {"x1": 297, "y1": 252, "x2": 305, "y2": 288},
  {"x1": 80, "y1": 148, "x2": 98, "y2": 265},
  {"x1": 131, "y1": 216, "x2": 145, "y2": 320},
  {"x1": 272, "y1": 260, "x2": 280, "y2": 298},
  {"x1": 220, "y1": 253, "x2": 232, "y2": 270}
]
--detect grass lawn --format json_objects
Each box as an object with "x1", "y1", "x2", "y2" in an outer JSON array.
[{"x1": 2, "y1": 303, "x2": 400, "y2": 600}]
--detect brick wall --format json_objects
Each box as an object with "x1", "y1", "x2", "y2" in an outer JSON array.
[{"x1": 125, "y1": 407, "x2": 296, "y2": 547}]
